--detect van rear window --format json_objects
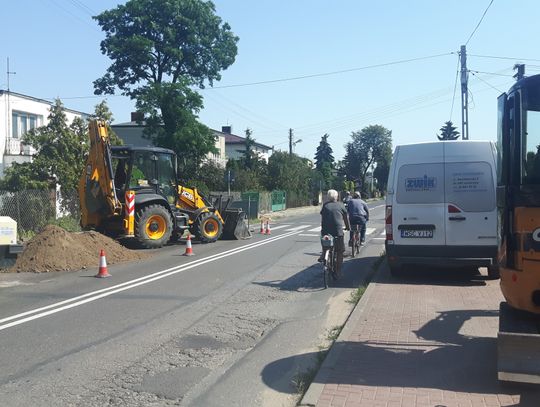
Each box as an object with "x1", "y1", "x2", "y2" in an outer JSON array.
[
  {"x1": 396, "y1": 164, "x2": 444, "y2": 204},
  {"x1": 445, "y1": 162, "x2": 495, "y2": 212}
]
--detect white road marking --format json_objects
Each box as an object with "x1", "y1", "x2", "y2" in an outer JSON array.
[
  {"x1": 0, "y1": 230, "x2": 303, "y2": 332},
  {"x1": 264, "y1": 224, "x2": 290, "y2": 231},
  {"x1": 298, "y1": 234, "x2": 320, "y2": 237},
  {"x1": 371, "y1": 204, "x2": 385, "y2": 210},
  {"x1": 308, "y1": 226, "x2": 321, "y2": 232},
  {"x1": 285, "y1": 225, "x2": 309, "y2": 232},
  {"x1": 372, "y1": 237, "x2": 386, "y2": 241},
  {"x1": 366, "y1": 227, "x2": 376, "y2": 235}
]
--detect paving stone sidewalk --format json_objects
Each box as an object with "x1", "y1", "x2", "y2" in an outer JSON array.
[{"x1": 301, "y1": 265, "x2": 540, "y2": 407}]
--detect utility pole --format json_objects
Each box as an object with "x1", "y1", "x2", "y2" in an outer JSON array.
[
  {"x1": 513, "y1": 64, "x2": 525, "y2": 81},
  {"x1": 289, "y1": 128, "x2": 293, "y2": 155},
  {"x1": 288, "y1": 128, "x2": 302, "y2": 155},
  {"x1": 460, "y1": 45, "x2": 469, "y2": 140},
  {"x1": 6, "y1": 57, "x2": 16, "y2": 154}
]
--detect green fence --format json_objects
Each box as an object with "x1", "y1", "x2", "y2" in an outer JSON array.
[{"x1": 271, "y1": 190, "x2": 286, "y2": 211}]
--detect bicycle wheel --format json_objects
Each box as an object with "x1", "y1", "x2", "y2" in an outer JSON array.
[
  {"x1": 332, "y1": 249, "x2": 339, "y2": 279},
  {"x1": 322, "y1": 249, "x2": 330, "y2": 288}
]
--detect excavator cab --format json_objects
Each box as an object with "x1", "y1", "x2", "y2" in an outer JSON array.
[{"x1": 112, "y1": 147, "x2": 178, "y2": 206}]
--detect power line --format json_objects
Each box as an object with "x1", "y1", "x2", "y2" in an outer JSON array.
[
  {"x1": 465, "y1": 0, "x2": 495, "y2": 45},
  {"x1": 468, "y1": 70, "x2": 513, "y2": 77},
  {"x1": 468, "y1": 54, "x2": 540, "y2": 62},
  {"x1": 469, "y1": 71, "x2": 504, "y2": 93},
  {"x1": 209, "y1": 52, "x2": 453, "y2": 89},
  {"x1": 449, "y1": 53, "x2": 460, "y2": 121}
]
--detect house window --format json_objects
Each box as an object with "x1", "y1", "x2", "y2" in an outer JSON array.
[{"x1": 12, "y1": 111, "x2": 42, "y2": 139}]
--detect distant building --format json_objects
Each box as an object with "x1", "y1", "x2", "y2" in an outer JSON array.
[
  {"x1": 111, "y1": 115, "x2": 280, "y2": 168},
  {"x1": 0, "y1": 90, "x2": 89, "y2": 177},
  {"x1": 111, "y1": 113, "x2": 227, "y2": 167},
  {"x1": 220, "y1": 126, "x2": 273, "y2": 162}
]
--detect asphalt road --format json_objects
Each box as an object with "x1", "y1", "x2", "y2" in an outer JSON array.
[{"x1": 0, "y1": 200, "x2": 386, "y2": 406}]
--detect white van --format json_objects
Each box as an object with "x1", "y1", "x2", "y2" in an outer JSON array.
[{"x1": 385, "y1": 140, "x2": 499, "y2": 277}]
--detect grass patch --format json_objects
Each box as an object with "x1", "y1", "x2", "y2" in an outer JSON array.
[
  {"x1": 347, "y1": 285, "x2": 367, "y2": 304},
  {"x1": 327, "y1": 325, "x2": 344, "y2": 342}
]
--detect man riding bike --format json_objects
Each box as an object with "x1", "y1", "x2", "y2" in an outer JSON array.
[
  {"x1": 320, "y1": 189, "x2": 350, "y2": 279},
  {"x1": 347, "y1": 191, "x2": 369, "y2": 246}
]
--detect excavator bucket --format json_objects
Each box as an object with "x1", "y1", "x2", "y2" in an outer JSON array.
[{"x1": 222, "y1": 208, "x2": 252, "y2": 240}]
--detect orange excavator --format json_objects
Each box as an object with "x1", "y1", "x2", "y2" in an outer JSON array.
[
  {"x1": 79, "y1": 120, "x2": 250, "y2": 249},
  {"x1": 496, "y1": 72, "x2": 540, "y2": 383}
]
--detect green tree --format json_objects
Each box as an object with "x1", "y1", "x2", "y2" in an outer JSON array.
[
  {"x1": 266, "y1": 151, "x2": 312, "y2": 196},
  {"x1": 437, "y1": 121, "x2": 460, "y2": 141},
  {"x1": 93, "y1": 0, "x2": 239, "y2": 179},
  {"x1": 90, "y1": 100, "x2": 123, "y2": 146},
  {"x1": 0, "y1": 100, "x2": 88, "y2": 195},
  {"x1": 342, "y1": 125, "x2": 392, "y2": 196},
  {"x1": 314, "y1": 133, "x2": 335, "y2": 170}
]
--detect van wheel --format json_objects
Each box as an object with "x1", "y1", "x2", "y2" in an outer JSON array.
[
  {"x1": 487, "y1": 265, "x2": 500, "y2": 280},
  {"x1": 389, "y1": 264, "x2": 403, "y2": 277}
]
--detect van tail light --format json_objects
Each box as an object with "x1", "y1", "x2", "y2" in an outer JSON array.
[
  {"x1": 385, "y1": 205, "x2": 393, "y2": 241},
  {"x1": 448, "y1": 204, "x2": 462, "y2": 213}
]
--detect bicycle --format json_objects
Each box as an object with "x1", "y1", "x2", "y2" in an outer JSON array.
[
  {"x1": 321, "y1": 234, "x2": 338, "y2": 288},
  {"x1": 351, "y1": 224, "x2": 361, "y2": 258}
]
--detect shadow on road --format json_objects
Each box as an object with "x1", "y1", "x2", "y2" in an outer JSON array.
[
  {"x1": 261, "y1": 308, "x2": 540, "y2": 406},
  {"x1": 253, "y1": 255, "x2": 380, "y2": 292}
]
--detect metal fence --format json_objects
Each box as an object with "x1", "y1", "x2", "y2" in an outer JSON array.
[
  {"x1": 0, "y1": 188, "x2": 313, "y2": 238},
  {"x1": 0, "y1": 189, "x2": 80, "y2": 237}
]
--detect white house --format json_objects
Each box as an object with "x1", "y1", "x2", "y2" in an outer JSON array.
[
  {"x1": 220, "y1": 126, "x2": 273, "y2": 162},
  {"x1": 0, "y1": 90, "x2": 89, "y2": 177}
]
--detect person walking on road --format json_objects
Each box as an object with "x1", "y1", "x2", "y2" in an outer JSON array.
[
  {"x1": 347, "y1": 191, "x2": 369, "y2": 246},
  {"x1": 320, "y1": 189, "x2": 350, "y2": 278}
]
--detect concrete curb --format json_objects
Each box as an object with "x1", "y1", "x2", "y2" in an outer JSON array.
[{"x1": 299, "y1": 262, "x2": 386, "y2": 406}]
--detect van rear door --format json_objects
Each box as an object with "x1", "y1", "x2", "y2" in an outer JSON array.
[
  {"x1": 444, "y1": 142, "x2": 497, "y2": 246},
  {"x1": 393, "y1": 143, "x2": 446, "y2": 246}
]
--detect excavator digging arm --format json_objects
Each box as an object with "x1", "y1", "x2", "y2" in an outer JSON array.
[{"x1": 79, "y1": 121, "x2": 122, "y2": 229}]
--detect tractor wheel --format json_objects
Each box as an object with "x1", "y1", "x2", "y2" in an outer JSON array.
[
  {"x1": 135, "y1": 204, "x2": 173, "y2": 249},
  {"x1": 192, "y1": 212, "x2": 223, "y2": 243}
]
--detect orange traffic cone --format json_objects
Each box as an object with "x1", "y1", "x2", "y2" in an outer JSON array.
[
  {"x1": 265, "y1": 220, "x2": 271, "y2": 235},
  {"x1": 95, "y1": 249, "x2": 111, "y2": 278},
  {"x1": 183, "y1": 234, "x2": 194, "y2": 256},
  {"x1": 260, "y1": 220, "x2": 265, "y2": 234}
]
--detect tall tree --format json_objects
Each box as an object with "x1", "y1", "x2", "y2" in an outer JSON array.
[
  {"x1": 0, "y1": 100, "x2": 88, "y2": 196},
  {"x1": 342, "y1": 125, "x2": 392, "y2": 195},
  {"x1": 437, "y1": 121, "x2": 460, "y2": 141},
  {"x1": 90, "y1": 100, "x2": 123, "y2": 146},
  {"x1": 93, "y1": 0, "x2": 239, "y2": 178},
  {"x1": 266, "y1": 151, "x2": 312, "y2": 194},
  {"x1": 314, "y1": 133, "x2": 334, "y2": 170}
]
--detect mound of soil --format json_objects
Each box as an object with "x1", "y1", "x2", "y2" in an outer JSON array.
[{"x1": 8, "y1": 225, "x2": 149, "y2": 273}]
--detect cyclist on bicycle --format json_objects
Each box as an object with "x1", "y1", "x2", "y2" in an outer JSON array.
[
  {"x1": 347, "y1": 191, "x2": 369, "y2": 246},
  {"x1": 320, "y1": 189, "x2": 350, "y2": 278}
]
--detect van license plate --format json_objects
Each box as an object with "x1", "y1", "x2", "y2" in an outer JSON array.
[{"x1": 401, "y1": 229, "x2": 433, "y2": 238}]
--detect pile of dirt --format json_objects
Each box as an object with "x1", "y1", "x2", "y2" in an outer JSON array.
[{"x1": 7, "y1": 225, "x2": 149, "y2": 273}]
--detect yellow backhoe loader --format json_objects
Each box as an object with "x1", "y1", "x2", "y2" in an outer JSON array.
[
  {"x1": 79, "y1": 120, "x2": 250, "y2": 249},
  {"x1": 496, "y1": 72, "x2": 540, "y2": 383}
]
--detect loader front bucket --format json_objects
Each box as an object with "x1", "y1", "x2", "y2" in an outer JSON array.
[{"x1": 222, "y1": 208, "x2": 252, "y2": 240}]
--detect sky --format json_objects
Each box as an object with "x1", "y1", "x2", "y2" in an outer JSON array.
[{"x1": 2, "y1": 0, "x2": 540, "y2": 161}]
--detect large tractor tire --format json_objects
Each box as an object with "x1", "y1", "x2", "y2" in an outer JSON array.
[
  {"x1": 135, "y1": 204, "x2": 173, "y2": 249},
  {"x1": 192, "y1": 212, "x2": 223, "y2": 243}
]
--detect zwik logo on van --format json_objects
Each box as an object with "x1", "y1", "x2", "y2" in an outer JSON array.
[{"x1": 405, "y1": 175, "x2": 436, "y2": 191}]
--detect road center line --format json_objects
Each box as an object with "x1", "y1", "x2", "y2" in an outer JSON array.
[{"x1": 0, "y1": 230, "x2": 300, "y2": 331}]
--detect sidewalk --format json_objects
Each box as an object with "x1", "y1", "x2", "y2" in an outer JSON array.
[{"x1": 300, "y1": 265, "x2": 540, "y2": 407}]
